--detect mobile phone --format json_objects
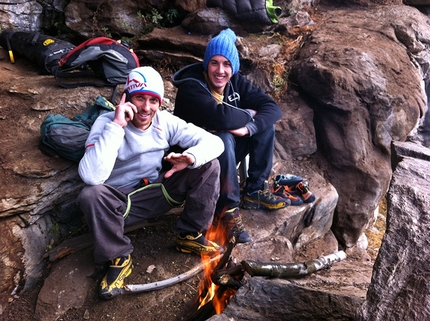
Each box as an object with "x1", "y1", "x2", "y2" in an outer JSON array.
[
  {"x1": 122, "y1": 89, "x2": 132, "y2": 120},
  {"x1": 124, "y1": 89, "x2": 132, "y2": 103}
]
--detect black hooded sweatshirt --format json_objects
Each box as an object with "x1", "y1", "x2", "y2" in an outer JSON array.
[{"x1": 172, "y1": 63, "x2": 282, "y2": 136}]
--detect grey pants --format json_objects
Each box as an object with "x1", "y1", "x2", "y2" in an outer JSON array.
[{"x1": 76, "y1": 159, "x2": 220, "y2": 264}]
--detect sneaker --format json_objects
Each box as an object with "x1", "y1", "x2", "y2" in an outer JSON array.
[
  {"x1": 176, "y1": 232, "x2": 224, "y2": 256},
  {"x1": 222, "y1": 207, "x2": 252, "y2": 243},
  {"x1": 99, "y1": 254, "x2": 133, "y2": 300},
  {"x1": 286, "y1": 181, "x2": 316, "y2": 203},
  {"x1": 272, "y1": 184, "x2": 304, "y2": 206},
  {"x1": 241, "y1": 182, "x2": 290, "y2": 211}
]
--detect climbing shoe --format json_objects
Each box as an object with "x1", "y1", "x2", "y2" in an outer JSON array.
[
  {"x1": 295, "y1": 181, "x2": 316, "y2": 203},
  {"x1": 176, "y1": 232, "x2": 224, "y2": 256},
  {"x1": 221, "y1": 207, "x2": 252, "y2": 243},
  {"x1": 241, "y1": 181, "x2": 290, "y2": 211},
  {"x1": 284, "y1": 181, "x2": 316, "y2": 203},
  {"x1": 99, "y1": 254, "x2": 133, "y2": 300},
  {"x1": 273, "y1": 174, "x2": 303, "y2": 187},
  {"x1": 272, "y1": 184, "x2": 304, "y2": 206}
]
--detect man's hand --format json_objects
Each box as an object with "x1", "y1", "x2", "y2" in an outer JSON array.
[
  {"x1": 163, "y1": 152, "x2": 195, "y2": 178},
  {"x1": 113, "y1": 93, "x2": 137, "y2": 128},
  {"x1": 228, "y1": 126, "x2": 249, "y2": 137}
]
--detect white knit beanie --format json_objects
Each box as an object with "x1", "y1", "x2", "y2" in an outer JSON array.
[{"x1": 124, "y1": 66, "x2": 164, "y2": 103}]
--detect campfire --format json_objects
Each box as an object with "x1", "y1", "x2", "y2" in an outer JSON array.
[
  {"x1": 179, "y1": 224, "x2": 347, "y2": 321},
  {"x1": 118, "y1": 221, "x2": 346, "y2": 320},
  {"x1": 184, "y1": 224, "x2": 244, "y2": 321}
]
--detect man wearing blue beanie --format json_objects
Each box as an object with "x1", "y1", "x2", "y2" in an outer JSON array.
[{"x1": 173, "y1": 28, "x2": 290, "y2": 244}]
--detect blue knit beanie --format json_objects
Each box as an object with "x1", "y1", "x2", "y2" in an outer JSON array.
[{"x1": 203, "y1": 28, "x2": 240, "y2": 75}]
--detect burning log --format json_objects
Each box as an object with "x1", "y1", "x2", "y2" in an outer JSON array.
[
  {"x1": 210, "y1": 236, "x2": 244, "y2": 289},
  {"x1": 212, "y1": 265, "x2": 244, "y2": 289},
  {"x1": 180, "y1": 237, "x2": 241, "y2": 321},
  {"x1": 242, "y1": 250, "x2": 347, "y2": 278}
]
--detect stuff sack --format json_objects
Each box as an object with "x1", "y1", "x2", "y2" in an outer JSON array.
[
  {"x1": 53, "y1": 37, "x2": 140, "y2": 88},
  {"x1": 39, "y1": 95, "x2": 116, "y2": 162},
  {"x1": 0, "y1": 30, "x2": 75, "y2": 74}
]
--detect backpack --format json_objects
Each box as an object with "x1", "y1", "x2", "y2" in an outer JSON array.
[
  {"x1": 0, "y1": 30, "x2": 75, "y2": 74},
  {"x1": 39, "y1": 95, "x2": 116, "y2": 162},
  {"x1": 52, "y1": 37, "x2": 140, "y2": 88}
]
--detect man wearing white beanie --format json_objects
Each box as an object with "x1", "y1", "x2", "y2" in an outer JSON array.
[
  {"x1": 173, "y1": 28, "x2": 292, "y2": 244},
  {"x1": 77, "y1": 66, "x2": 225, "y2": 299}
]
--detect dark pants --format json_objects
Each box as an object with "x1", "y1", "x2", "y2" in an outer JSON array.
[
  {"x1": 214, "y1": 125, "x2": 275, "y2": 215},
  {"x1": 76, "y1": 159, "x2": 220, "y2": 264}
]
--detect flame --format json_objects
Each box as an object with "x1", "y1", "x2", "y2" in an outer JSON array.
[
  {"x1": 197, "y1": 223, "x2": 223, "y2": 309},
  {"x1": 197, "y1": 220, "x2": 233, "y2": 314}
]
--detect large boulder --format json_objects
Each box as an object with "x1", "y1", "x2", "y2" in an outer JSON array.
[
  {"x1": 357, "y1": 141, "x2": 430, "y2": 320},
  {"x1": 218, "y1": 259, "x2": 372, "y2": 320},
  {"x1": 289, "y1": 5, "x2": 429, "y2": 247},
  {"x1": 0, "y1": 1, "x2": 42, "y2": 31}
]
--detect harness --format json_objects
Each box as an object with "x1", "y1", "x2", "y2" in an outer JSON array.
[{"x1": 123, "y1": 183, "x2": 184, "y2": 219}]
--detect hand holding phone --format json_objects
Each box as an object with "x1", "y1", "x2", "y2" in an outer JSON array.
[
  {"x1": 113, "y1": 91, "x2": 135, "y2": 127},
  {"x1": 124, "y1": 89, "x2": 132, "y2": 103}
]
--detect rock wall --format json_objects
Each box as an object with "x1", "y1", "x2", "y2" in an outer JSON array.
[
  {"x1": 290, "y1": 5, "x2": 429, "y2": 247},
  {"x1": 0, "y1": 1, "x2": 42, "y2": 31},
  {"x1": 357, "y1": 141, "x2": 430, "y2": 320}
]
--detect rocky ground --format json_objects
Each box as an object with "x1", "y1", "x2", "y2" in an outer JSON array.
[
  {"x1": 2, "y1": 214, "x2": 204, "y2": 321},
  {"x1": 1, "y1": 210, "x2": 385, "y2": 321}
]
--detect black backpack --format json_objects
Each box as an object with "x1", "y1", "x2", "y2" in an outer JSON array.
[
  {"x1": 52, "y1": 37, "x2": 140, "y2": 88},
  {"x1": 0, "y1": 30, "x2": 75, "y2": 74}
]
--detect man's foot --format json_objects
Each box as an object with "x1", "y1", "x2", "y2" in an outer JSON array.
[
  {"x1": 222, "y1": 207, "x2": 252, "y2": 243},
  {"x1": 176, "y1": 232, "x2": 224, "y2": 256},
  {"x1": 241, "y1": 186, "x2": 290, "y2": 211},
  {"x1": 99, "y1": 254, "x2": 133, "y2": 300},
  {"x1": 272, "y1": 184, "x2": 304, "y2": 206}
]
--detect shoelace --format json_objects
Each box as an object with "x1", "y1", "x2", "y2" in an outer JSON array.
[
  {"x1": 259, "y1": 189, "x2": 279, "y2": 202},
  {"x1": 224, "y1": 209, "x2": 246, "y2": 233},
  {"x1": 232, "y1": 213, "x2": 246, "y2": 233}
]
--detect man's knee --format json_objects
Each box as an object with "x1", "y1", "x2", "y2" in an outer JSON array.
[
  {"x1": 215, "y1": 134, "x2": 236, "y2": 163},
  {"x1": 254, "y1": 125, "x2": 275, "y2": 142},
  {"x1": 201, "y1": 158, "x2": 221, "y2": 179},
  {"x1": 210, "y1": 158, "x2": 220, "y2": 177},
  {"x1": 76, "y1": 185, "x2": 105, "y2": 207},
  {"x1": 216, "y1": 132, "x2": 235, "y2": 149}
]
